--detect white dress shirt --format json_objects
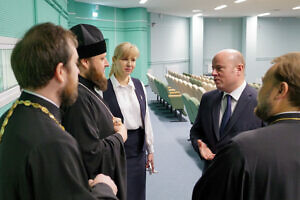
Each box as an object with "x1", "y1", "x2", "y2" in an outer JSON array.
[
  {"x1": 110, "y1": 75, "x2": 154, "y2": 153},
  {"x1": 219, "y1": 81, "x2": 246, "y2": 126}
]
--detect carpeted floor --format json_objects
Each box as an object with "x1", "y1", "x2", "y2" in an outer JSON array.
[{"x1": 145, "y1": 86, "x2": 204, "y2": 200}]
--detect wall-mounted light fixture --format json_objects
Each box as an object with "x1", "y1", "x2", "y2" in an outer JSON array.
[
  {"x1": 92, "y1": 12, "x2": 98, "y2": 17},
  {"x1": 93, "y1": 5, "x2": 99, "y2": 17}
]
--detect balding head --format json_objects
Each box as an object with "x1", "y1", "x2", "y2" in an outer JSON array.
[
  {"x1": 213, "y1": 49, "x2": 245, "y2": 68},
  {"x1": 212, "y1": 49, "x2": 245, "y2": 93}
]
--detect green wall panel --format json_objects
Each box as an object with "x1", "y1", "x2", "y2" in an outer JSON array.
[
  {"x1": 124, "y1": 8, "x2": 148, "y2": 21},
  {"x1": 0, "y1": 50, "x2": 3, "y2": 92},
  {"x1": 68, "y1": 0, "x2": 150, "y2": 84},
  {"x1": 125, "y1": 31, "x2": 148, "y2": 83},
  {"x1": 60, "y1": 15, "x2": 68, "y2": 28},
  {"x1": 0, "y1": 0, "x2": 68, "y2": 111},
  {"x1": 69, "y1": 1, "x2": 115, "y2": 20},
  {"x1": 37, "y1": 0, "x2": 60, "y2": 24},
  {"x1": 116, "y1": 8, "x2": 124, "y2": 20},
  {"x1": 56, "y1": 0, "x2": 67, "y2": 9},
  {"x1": 0, "y1": 101, "x2": 13, "y2": 117},
  {"x1": 0, "y1": 0, "x2": 68, "y2": 38},
  {"x1": 0, "y1": 0, "x2": 35, "y2": 38}
]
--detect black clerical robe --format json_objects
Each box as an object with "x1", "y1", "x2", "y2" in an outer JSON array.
[
  {"x1": 192, "y1": 113, "x2": 300, "y2": 200},
  {"x1": 0, "y1": 92, "x2": 117, "y2": 200},
  {"x1": 62, "y1": 76, "x2": 126, "y2": 200}
]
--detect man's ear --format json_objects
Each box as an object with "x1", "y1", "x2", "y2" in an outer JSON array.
[
  {"x1": 236, "y1": 64, "x2": 244, "y2": 74},
  {"x1": 275, "y1": 82, "x2": 289, "y2": 99},
  {"x1": 54, "y1": 62, "x2": 66, "y2": 83},
  {"x1": 79, "y1": 58, "x2": 89, "y2": 69}
]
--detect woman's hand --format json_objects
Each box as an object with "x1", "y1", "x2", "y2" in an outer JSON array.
[{"x1": 146, "y1": 153, "x2": 155, "y2": 173}]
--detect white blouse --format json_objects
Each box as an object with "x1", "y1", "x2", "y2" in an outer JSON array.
[{"x1": 110, "y1": 75, "x2": 154, "y2": 153}]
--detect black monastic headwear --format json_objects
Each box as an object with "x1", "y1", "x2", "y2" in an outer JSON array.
[{"x1": 70, "y1": 24, "x2": 106, "y2": 59}]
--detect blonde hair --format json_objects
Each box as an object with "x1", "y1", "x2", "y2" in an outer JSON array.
[{"x1": 109, "y1": 42, "x2": 140, "y2": 77}]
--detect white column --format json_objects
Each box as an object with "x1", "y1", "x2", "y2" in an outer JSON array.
[
  {"x1": 242, "y1": 16, "x2": 258, "y2": 83},
  {"x1": 190, "y1": 16, "x2": 203, "y2": 75}
]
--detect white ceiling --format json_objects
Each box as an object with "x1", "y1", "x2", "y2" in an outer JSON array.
[{"x1": 75, "y1": 0, "x2": 300, "y2": 18}]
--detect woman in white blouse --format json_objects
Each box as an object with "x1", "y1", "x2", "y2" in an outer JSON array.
[{"x1": 103, "y1": 42, "x2": 154, "y2": 200}]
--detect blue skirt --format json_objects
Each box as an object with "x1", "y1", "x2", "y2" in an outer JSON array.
[{"x1": 125, "y1": 128, "x2": 146, "y2": 200}]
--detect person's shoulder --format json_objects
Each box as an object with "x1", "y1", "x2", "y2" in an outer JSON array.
[
  {"x1": 131, "y1": 77, "x2": 142, "y2": 85},
  {"x1": 231, "y1": 126, "x2": 268, "y2": 154},
  {"x1": 75, "y1": 84, "x2": 97, "y2": 106},
  {"x1": 245, "y1": 84, "x2": 258, "y2": 96},
  {"x1": 202, "y1": 89, "x2": 220, "y2": 99},
  {"x1": 131, "y1": 78, "x2": 145, "y2": 90},
  {"x1": 233, "y1": 126, "x2": 265, "y2": 141}
]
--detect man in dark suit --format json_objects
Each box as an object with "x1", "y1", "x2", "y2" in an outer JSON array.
[
  {"x1": 192, "y1": 52, "x2": 300, "y2": 200},
  {"x1": 190, "y1": 49, "x2": 263, "y2": 170}
]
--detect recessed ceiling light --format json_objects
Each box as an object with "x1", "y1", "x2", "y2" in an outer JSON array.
[
  {"x1": 193, "y1": 9, "x2": 202, "y2": 13},
  {"x1": 257, "y1": 12, "x2": 270, "y2": 17},
  {"x1": 194, "y1": 13, "x2": 203, "y2": 17},
  {"x1": 139, "y1": 0, "x2": 147, "y2": 4},
  {"x1": 293, "y1": 6, "x2": 300, "y2": 10},
  {"x1": 234, "y1": 0, "x2": 246, "y2": 3},
  {"x1": 214, "y1": 5, "x2": 227, "y2": 10}
]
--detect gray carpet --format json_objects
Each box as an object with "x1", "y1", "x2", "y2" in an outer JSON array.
[{"x1": 145, "y1": 86, "x2": 204, "y2": 200}]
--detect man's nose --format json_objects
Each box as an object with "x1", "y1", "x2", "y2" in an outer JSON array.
[{"x1": 212, "y1": 68, "x2": 218, "y2": 76}]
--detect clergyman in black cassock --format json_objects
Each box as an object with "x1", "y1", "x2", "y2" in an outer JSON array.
[
  {"x1": 0, "y1": 23, "x2": 118, "y2": 200},
  {"x1": 192, "y1": 52, "x2": 300, "y2": 200},
  {"x1": 62, "y1": 24, "x2": 127, "y2": 200},
  {"x1": 63, "y1": 76, "x2": 126, "y2": 198},
  {"x1": 0, "y1": 93, "x2": 117, "y2": 200}
]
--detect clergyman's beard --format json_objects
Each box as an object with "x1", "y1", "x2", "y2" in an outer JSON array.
[
  {"x1": 60, "y1": 79, "x2": 78, "y2": 107},
  {"x1": 254, "y1": 100, "x2": 272, "y2": 121},
  {"x1": 87, "y1": 66, "x2": 108, "y2": 91}
]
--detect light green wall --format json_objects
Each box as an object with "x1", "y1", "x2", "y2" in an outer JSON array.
[
  {"x1": 0, "y1": 101, "x2": 13, "y2": 117},
  {"x1": 0, "y1": 50, "x2": 3, "y2": 92},
  {"x1": 0, "y1": 0, "x2": 68, "y2": 38},
  {"x1": 0, "y1": 0, "x2": 35, "y2": 38},
  {"x1": 0, "y1": 0, "x2": 68, "y2": 114},
  {"x1": 68, "y1": 0, "x2": 150, "y2": 84},
  {"x1": 0, "y1": 0, "x2": 151, "y2": 114}
]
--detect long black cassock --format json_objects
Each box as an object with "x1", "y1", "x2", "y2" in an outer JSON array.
[
  {"x1": 0, "y1": 92, "x2": 117, "y2": 200},
  {"x1": 192, "y1": 113, "x2": 300, "y2": 200},
  {"x1": 62, "y1": 76, "x2": 126, "y2": 200}
]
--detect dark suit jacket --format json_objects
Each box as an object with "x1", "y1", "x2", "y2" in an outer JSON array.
[
  {"x1": 192, "y1": 113, "x2": 300, "y2": 200},
  {"x1": 190, "y1": 84, "x2": 264, "y2": 158}
]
